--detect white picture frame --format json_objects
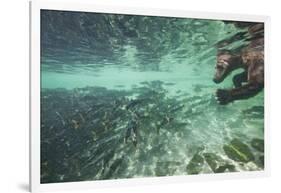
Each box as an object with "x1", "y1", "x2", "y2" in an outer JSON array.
[{"x1": 30, "y1": 1, "x2": 270, "y2": 192}]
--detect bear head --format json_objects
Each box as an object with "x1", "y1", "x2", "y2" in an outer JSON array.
[{"x1": 213, "y1": 50, "x2": 242, "y2": 84}]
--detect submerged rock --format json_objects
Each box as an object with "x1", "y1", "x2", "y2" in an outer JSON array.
[
  {"x1": 186, "y1": 152, "x2": 204, "y2": 174},
  {"x1": 251, "y1": 138, "x2": 264, "y2": 152},
  {"x1": 259, "y1": 156, "x2": 264, "y2": 168},
  {"x1": 215, "y1": 164, "x2": 236, "y2": 173},
  {"x1": 223, "y1": 138, "x2": 254, "y2": 163},
  {"x1": 203, "y1": 153, "x2": 221, "y2": 172},
  {"x1": 203, "y1": 152, "x2": 236, "y2": 173}
]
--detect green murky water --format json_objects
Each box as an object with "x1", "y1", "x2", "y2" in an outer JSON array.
[{"x1": 40, "y1": 10, "x2": 264, "y2": 183}]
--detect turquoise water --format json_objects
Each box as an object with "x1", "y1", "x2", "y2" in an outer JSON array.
[{"x1": 40, "y1": 10, "x2": 264, "y2": 183}]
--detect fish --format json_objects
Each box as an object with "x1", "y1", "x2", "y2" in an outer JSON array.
[
  {"x1": 163, "y1": 82, "x2": 176, "y2": 86},
  {"x1": 157, "y1": 115, "x2": 174, "y2": 134},
  {"x1": 71, "y1": 119, "x2": 79, "y2": 129},
  {"x1": 102, "y1": 157, "x2": 124, "y2": 179},
  {"x1": 169, "y1": 104, "x2": 185, "y2": 113},
  {"x1": 55, "y1": 111, "x2": 66, "y2": 126},
  {"x1": 125, "y1": 98, "x2": 152, "y2": 110},
  {"x1": 125, "y1": 120, "x2": 138, "y2": 147},
  {"x1": 114, "y1": 84, "x2": 125, "y2": 88}
]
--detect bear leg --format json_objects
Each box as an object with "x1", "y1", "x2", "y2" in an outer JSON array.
[
  {"x1": 232, "y1": 71, "x2": 248, "y2": 88},
  {"x1": 216, "y1": 89, "x2": 233, "y2": 105},
  {"x1": 216, "y1": 83, "x2": 263, "y2": 105}
]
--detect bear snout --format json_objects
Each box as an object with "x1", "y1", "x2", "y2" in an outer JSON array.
[{"x1": 213, "y1": 77, "x2": 220, "y2": 84}]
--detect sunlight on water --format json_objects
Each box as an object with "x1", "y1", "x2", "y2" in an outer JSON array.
[{"x1": 40, "y1": 10, "x2": 264, "y2": 183}]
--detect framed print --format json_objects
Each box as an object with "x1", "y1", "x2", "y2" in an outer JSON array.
[{"x1": 30, "y1": 1, "x2": 270, "y2": 192}]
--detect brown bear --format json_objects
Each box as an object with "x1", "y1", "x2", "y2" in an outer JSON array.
[{"x1": 213, "y1": 23, "x2": 264, "y2": 105}]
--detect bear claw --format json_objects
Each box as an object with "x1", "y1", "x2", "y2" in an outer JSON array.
[{"x1": 216, "y1": 89, "x2": 233, "y2": 105}]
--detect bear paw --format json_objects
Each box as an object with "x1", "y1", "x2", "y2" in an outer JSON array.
[{"x1": 216, "y1": 89, "x2": 233, "y2": 105}]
